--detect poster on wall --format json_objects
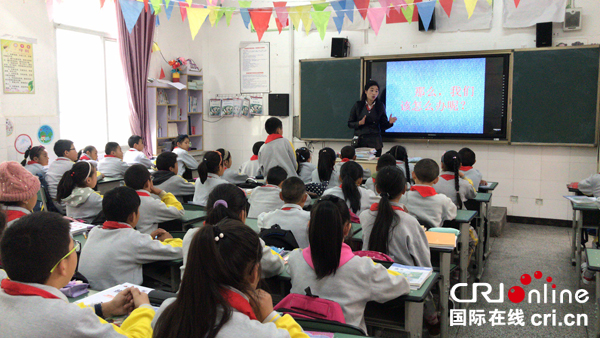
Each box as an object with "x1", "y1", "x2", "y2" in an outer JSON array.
[
  {"x1": 240, "y1": 43, "x2": 270, "y2": 93},
  {"x1": 38, "y1": 125, "x2": 54, "y2": 144},
  {"x1": 1, "y1": 39, "x2": 35, "y2": 94},
  {"x1": 14, "y1": 134, "x2": 32, "y2": 154}
]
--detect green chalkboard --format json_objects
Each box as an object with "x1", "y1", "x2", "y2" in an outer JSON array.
[
  {"x1": 300, "y1": 58, "x2": 362, "y2": 140},
  {"x1": 511, "y1": 47, "x2": 599, "y2": 145}
]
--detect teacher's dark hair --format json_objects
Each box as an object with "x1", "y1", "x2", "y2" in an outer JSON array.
[{"x1": 361, "y1": 80, "x2": 380, "y2": 102}]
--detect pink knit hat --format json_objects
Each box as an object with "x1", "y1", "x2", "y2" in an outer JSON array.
[{"x1": 0, "y1": 161, "x2": 41, "y2": 202}]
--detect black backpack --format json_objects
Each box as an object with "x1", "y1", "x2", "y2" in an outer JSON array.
[{"x1": 259, "y1": 224, "x2": 299, "y2": 251}]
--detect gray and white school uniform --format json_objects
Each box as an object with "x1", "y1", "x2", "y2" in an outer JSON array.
[
  {"x1": 135, "y1": 190, "x2": 185, "y2": 235},
  {"x1": 287, "y1": 249, "x2": 410, "y2": 332},
  {"x1": 579, "y1": 174, "x2": 600, "y2": 197},
  {"x1": 0, "y1": 281, "x2": 155, "y2": 338},
  {"x1": 172, "y1": 147, "x2": 199, "y2": 176},
  {"x1": 399, "y1": 185, "x2": 457, "y2": 228},
  {"x1": 433, "y1": 171, "x2": 477, "y2": 209},
  {"x1": 258, "y1": 137, "x2": 298, "y2": 178},
  {"x1": 364, "y1": 177, "x2": 377, "y2": 194},
  {"x1": 62, "y1": 187, "x2": 103, "y2": 223},
  {"x1": 461, "y1": 167, "x2": 483, "y2": 192},
  {"x1": 257, "y1": 204, "x2": 311, "y2": 248},
  {"x1": 192, "y1": 173, "x2": 229, "y2": 207},
  {"x1": 239, "y1": 158, "x2": 261, "y2": 177},
  {"x1": 311, "y1": 168, "x2": 340, "y2": 189},
  {"x1": 181, "y1": 228, "x2": 285, "y2": 279},
  {"x1": 79, "y1": 223, "x2": 183, "y2": 290},
  {"x1": 298, "y1": 162, "x2": 317, "y2": 184},
  {"x1": 46, "y1": 157, "x2": 75, "y2": 199},
  {"x1": 24, "y1": 162, "x2": 47, "y2": 179},
  {"x1": 153, "y1": 171, "x2": 195, "y2": 198},
  {"x1": 322, "y1": 186, "x2": 378, "y2": 216},
  {"x1": 97, "y1": 156, "x2": 129, "y2": 178},
  {"x1": 360, "y1": 201, "x2": 432, "y2": 267},
  {"x1": 248, "y1": 185, "x2": 284, "y2": 218},
  {"x1": 123, "y1": 148, "x2": 153, "y2": 168},
  {"x1": 79, "y1": 155, "x2": 99, "y2": 168},
  {"x1": 0, "y1": 269, "x2": 5, "y2": 281},
  {"x1": 334, "y1": 161, "x2": 372, "y2": 181},
  {"x1": 223, "y1": 168, "x2": 249, "y2": 185}
]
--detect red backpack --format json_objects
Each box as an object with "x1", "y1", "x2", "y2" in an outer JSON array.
[
  {"x1": 353, "y1": 250, "x2": 394, "y2": 262},
  {"x1": 274, "y1": 287, "x2": 346, "y2": 324}
]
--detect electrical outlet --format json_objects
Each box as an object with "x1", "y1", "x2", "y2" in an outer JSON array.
[
  {"x1": 536, "y1": 199, "x2": 543, "y2": 206},
  {"x1": 412, "y1": 44, "x2": 418, "y2": 48},
  {"x1": 510, "y1": 196, "x2": 519, "y2": 203}
]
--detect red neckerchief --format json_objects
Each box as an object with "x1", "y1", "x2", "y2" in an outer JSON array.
[
  {"x1": 410, "y1": 186, "x2": 437, "y2": 198},
  {"x1": 104, "y1": 155, "x2": 118, "y2": 158},
  {"x1": 136, "y1": 191, "x2": 151, "y2": 197},
  {"x1": 250, "y1": 155, "x2": 258, "y2": 161},
  {"x1": 366, "y1": 101, "x2": 373, "y2": 112},
  {"x1": 222, "y1": 289, "x2": 257, "y2": 320},
  {"x1": 370, "y1": 203, "x2": 407, "y2": 212},
  {"x1": 372, "y1": 177, "x2": 375, "y2": 183},
  {"x1": 173, "y1": 147, "x2": 180, "y2": 150},
  {"x1": 6, "y1": 210, "x2": 28, "y2": 223},
  {"x1": 281, "y1": 205, "x2": 300, "y2": 211},
  {"x1": 1, "y1": 279, "x2": 60, "y2": 300},
  {"x1": 460, "y1": 166, "x2": 473, "y2": 171},
  {"x1": 26, "y1": 160, "x2": 39, "y2": 165},
  {"x1": 265, "y1": 134, "x2": 283, "y2": 144},
  {"x1": 128, "y1": 149, "x2": 137, "y2": 152},
  {"x1": 263, "y1": 184, "x2": 278, "y2": 189},
  {"x1": 440, "y1": 174, "x2": 455, "y2": 181},
  {"x1": 79, "y1": 155, "x2": 91, "y2": 161},
  {"x1": 102, "y1": 221, "x2": 132, "y2": 230},
  {"x1": 341, "y1": 158, "x2": 350, "y2": 163}
]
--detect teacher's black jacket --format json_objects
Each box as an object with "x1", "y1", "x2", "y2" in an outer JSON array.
[{"x1": 348, "y1": 100, "x2": 394, "y2": 150}]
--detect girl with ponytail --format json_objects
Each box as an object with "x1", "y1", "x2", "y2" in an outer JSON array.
[
  {"x1": 22, "y1": 146, "x2": 49, "y2": 178},
  {"x1": 295, "y1": 147, "x2": 316, "y2": 183},
  {"x1": 310, "y1": 147, "x2": 339, "y2": 189},
  {"x1": 387, "y1": 145, "x2": 411, "y2": 184},
  {"x1": 322, "y1": 161, "x2": 376, "y2": 216},
  {"x1": 172, "y1": 134, "x2": 199, "y2": 180},
  {"x1": 192, "y1": 151, "x2": 227, "y2": 207},
  {"x1": 433, "y1": 150, "x2": 476, "y2": 209},
  {"x1": 56, "y1": 161, "x2": 102, "y2": 223}
]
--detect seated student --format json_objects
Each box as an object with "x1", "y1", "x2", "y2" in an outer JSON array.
[
  {"x1": 124, "y1": 135, "x2": 153, "y2": 169},
  {"x1": 97, "y1": 142, "x2": 129, "y2": 178},
  {"x1": 217, "y1": 148, "x2": 249, "y2": 184},
  {"x1": 154, "y1": 219, "x2": 306, "y2": 338},
  {"x1": 258, "y1": 177, "x2": 310, "y2": 248},
  {"x1": 433, "y1": 150, "x2": 477, "y2": 209},
  {"x1": 238, "y1": 141, "x2": 264, "y2": 177},
  {"x1": 386, "y1": 145, "x2": 412, "y2": 183},
  {"x1": 182, "y1": 184, "x2": 285, "y2": 279},
  {"x1": 46, "y1": 139, "x2": 78, "y2": 201},
  {"x1": 458, "y1": 147, "x2": 487, "y2": 191},
  {"x1": 287, "y1": 198, "x2": 410, "y2": 332},
  {"x1": 153, "y1": 151, "x2": 195, "y2": 199},
  {"x1": 21, "y1": 146, "x2": 49, "y2": 179},
  {"x1": 310, "y1": 147, "x2": 340, "y2": 190},
  {"x1": 322, "y1": 161, "x2": 377, "y2": 217},
  {"x1": 248, "y1": 166, "x2": 287, "y2": 218},
  {"x1": 124, "y1": 164, "x2": 184, "y2": 235},
  {"x1": 78, "y1": 145, "x2": 99, "y2": 168},
  {"x1": 364, "y1": 154, "x2": 396, "y2": 194},
  {"x1": 258, "y1": 117, "x2": 298, "y2": 178},
  {"x1": 335, "y1": 146, "x2": 372, "y2": 181},
  {"x1": 172, "y1": 135, "x2": 199, "y2": 180},
  {"x1": 56, "y1": 162, "x2": 103, "y2": 224},
  {"x1": 400, "y1": 159, "x2": 457, "y2": 228},
  {"x1": 192, "y1": 151, "x2": 228, "y2": 206},
  {"x1": 296, "y1": 147, "x2": 316, "y2": 184},
  {"x1": 0, "y1": 212, "x2": 155, "y2": 336},
  {"x1": 579, "y1": 173, "x2": 600, "y2": 197},
  {"x1": 0, "y1": 162, "x2": 40, "y2": 227}
]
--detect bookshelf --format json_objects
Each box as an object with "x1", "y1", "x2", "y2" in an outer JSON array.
[{"x1": 147, "y1": 70, "x2": 204, "y2": 156}]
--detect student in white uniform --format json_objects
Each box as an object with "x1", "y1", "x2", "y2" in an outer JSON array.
[
  {"x1": 79, "y1": 186, "x2": 183, "y2": 290},
  {"x1": 78, "y1": 145, "x2": 100, "y2": 168},
  {"x1": 193, "y1": 151, "x2": 228, "y2": 207},
  {"x1": 238, "y1": 141, "x2": 263, "y2": 177},
  {"x1": 153, "y1": 218, "x2": 306, "y2": 338},
  {"x1": 310, "y1": 147, "x2": 340, "y2": 189},
  {"x1": 172, "y1": 135, "x2": 199, "y2": 180},
  {"x1": 400, "y1": 159, "x2": 457, "y2": 228},
  {"x1": 258, "y1": 117, "x2": 298, "y2": 178},
  {"x1": 258, "y1": 177, "x2": 311, "y2": 248},
  {"x1": 287, "y1": 198, "x2": 410, "y2": 332},
  {"x1": 248, "y1": 166, "x2": 287, "y2": 218},
  {"x1": 0, "y1": 162, "x2": 40, "y2": 227},
  {"x1": 152, "y1": 151, "x2": 195, "y2": 200},
  {"x1": 322, "y1": 161, "x2": 377, "y2": 217},
  {"x1": 46, "y1": 139, "x2": 78, "y2": 201},
  {"x1": 124, "y1": 135, "x2": 153, "y2": 169},
  {"x1": 21, "y1": 146, "x2": 49, "y2": 179},
  {"x1": 458, "y1": 147, "x2": 486, "y2": 191},
  {"x1": 56, "y1": 161, "x2": 102, "y2": 224},
  {"x1": 0, "y1": 212, "x2": 155, "y2": 337},
  {"x1": 364, "y1": 154, "x2": 396, "y2": 194},
  {"x1": 296, "y1": 147, "x2": 316, "y2": 184},
  {"x1": 124, "y1": 164, "x2": 185, "y2": 235},
  {"x1": 433, "y1": 150, "x2": 476, "y2": 209},
  {"x1": 97, "y1": 142, "x2": 129, "y2": 178},
  {"x1": 217, "y1": 148, "x2": 249, "y2": 184},
  {"x1": 182, "y1": 183, "x2": 285, "y2": 280},
  {"x1": 386, "y1": 145, "x2": 411, "y2": 183},
  {"x1": 334, "y1": 146, "x2": 372, "y2": 181},
  {"x1": 579, "y1": 173, "x2": 600, "y2": 197}
]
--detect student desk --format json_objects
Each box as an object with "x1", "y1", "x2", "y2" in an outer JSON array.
[
  {"x1": 566, "y1": 183, "x2": 587, "y2": 266},
  {"x1": 96, "y1": 177, "x2": 124, "y2": 195},
  {"x1": 585, "y1": 248, "x2": 600, "y2": 336},
  {"x1": 567, "y1": 200, "x2": 600, "y2": 284},
  {"x1": 469, "y1": 192, "x2": 492, "y2": 281},
  {"x1": 182, "y1": 209, "x2": 207, "y2": 228},
  {"x1": 477, "y1": 181, "x2": 498, "y2": 192},
  {"x1": 336, "y1": 159, "x2": 378, "y2": 174}
]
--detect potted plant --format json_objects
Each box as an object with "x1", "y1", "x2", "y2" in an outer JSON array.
[{"x1": 168, "y1": 57, "x2": 187, "y2": 82}]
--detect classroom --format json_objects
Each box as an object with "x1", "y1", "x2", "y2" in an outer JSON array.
[{"x1": 1, "y1": 0, "x2": 600, "y2": 337}]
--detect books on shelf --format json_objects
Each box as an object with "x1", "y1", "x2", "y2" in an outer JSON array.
[
  {"x1": 157, "y1": 88, "x2": 169, "y2": 104},
  {"x1": 388, "y1": 263, "x2": 433, "y2": 290},
  {"x1": 425, "y1": 231, "x2": 457, "y2": 249},
  {"x1": 167, "y1": 123, "x2": 178, "y2": 137},
  {"x1": 189, "y1": 95, "x2": 199, "y2": 112}
]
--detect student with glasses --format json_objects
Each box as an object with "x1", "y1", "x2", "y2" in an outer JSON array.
[{"x1": 47, "y1": 139, "x2": 79, "y2": 213}]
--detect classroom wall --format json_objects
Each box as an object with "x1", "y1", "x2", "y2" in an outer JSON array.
[
  {"x1": 199, "y1": 0, "x2": 600, "y2": 220},
  {"x1": 0, "y1": 0, "x2": 60, "y2": 163}
]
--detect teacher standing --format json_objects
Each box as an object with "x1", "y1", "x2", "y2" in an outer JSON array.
[{"x1": 348, "y1": 80, "x2": 397, "y2": 157}]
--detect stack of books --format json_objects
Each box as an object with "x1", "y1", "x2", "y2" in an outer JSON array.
[
  {"x1": 425, "y1": 231, "x2": 457, "y2": 249},
  {"x1": 388, "y1": 264, "x2": 433, "y2": 290}
]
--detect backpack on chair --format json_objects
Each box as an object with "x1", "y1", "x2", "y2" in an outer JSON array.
[
  {"x1": 259, "y1": 224, "x2": 299, "y2": 251},
  {"x1": 274, "y1": 287, "x2": 346, "y2": 324}
]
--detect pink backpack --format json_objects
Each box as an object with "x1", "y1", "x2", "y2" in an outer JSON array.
[
  {"x1": 274, "y1": 287, "x2": 346, "y2": 324},
  {"x1": 353, "y1": 250, "x2": 394, "y2": 262},
  {"x1": 349, "y1": 209, "x2": 360, "y2": 224}
]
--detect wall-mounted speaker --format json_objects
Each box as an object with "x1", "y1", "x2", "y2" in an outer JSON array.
[
  {"x1": 536, "y1": 22, "x2": 552, "y2": 48},
  {"x1": 418, "y1": 8, "x2": 436, "y2": 31},
  {"x1": 331, "y1": 38, "x2": 350, "y2": 58},
  {"x1": 268, "y1": 94, "x2": 289, "y2": 117}
]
